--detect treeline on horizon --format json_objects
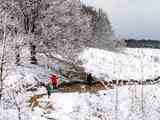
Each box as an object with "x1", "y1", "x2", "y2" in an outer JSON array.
[{"x1": 125, "y1": 39, "x2": 160, "y2": 49}]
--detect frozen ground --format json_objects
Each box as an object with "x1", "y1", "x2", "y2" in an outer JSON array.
[
  {"x1": 1, "y1": 85, "x2": 160, "y2": 120},
  {"x1": 1, "y1": 47, "x2": 160, "y2": 120},
  {"x1": 32, "y1": 84, "x2": 160, "y2": 120},
  {"x1": 80, "y1": 48, "x2": 160, "y2": 81}
]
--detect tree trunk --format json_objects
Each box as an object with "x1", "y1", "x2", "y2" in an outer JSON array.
[
  {"x1": 0, "y1": 15, "x2": 7, "y2": 101},
  {"x1": 15, "y1": 45, "x2": 20, "y2": 65},
  {"x1": 30, "y1": 43, "x2": 37, "y2": 64}
]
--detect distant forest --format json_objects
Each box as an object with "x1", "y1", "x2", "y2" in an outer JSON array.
[{"x1": 125, "y1": 39, "x2": 160, "y2": 49}]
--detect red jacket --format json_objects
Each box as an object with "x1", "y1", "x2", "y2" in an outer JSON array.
[{"x1": 49, "y1": 74, "x2": 59, "y2": 86}]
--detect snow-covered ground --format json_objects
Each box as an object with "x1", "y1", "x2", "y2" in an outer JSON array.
[
  {"x1": 1, "y1": 47, "x2": 160, "y2": 120},
  {"x1": 0, "y1": 85, "x2": 160, "y2": 120},
  {"x1": 3, "y1": 65, "x2": 53, "y2": 91},
  {"x1": 80, "y1": 47, "x2": 160, "y2": 81},
  {"x1": 2, "y1": 85, "x2": 160, "y2": 120},
  {"x1": 31, "y1": 84, "x2": 160, "y2": 120}
]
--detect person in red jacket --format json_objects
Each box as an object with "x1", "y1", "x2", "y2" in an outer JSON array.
[{"x1": 48, "y1": 74, "x2": 59, "y2": 90}]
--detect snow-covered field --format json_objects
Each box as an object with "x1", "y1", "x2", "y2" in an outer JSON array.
[
  {"x1": 31, "y1": 85, "x2": 160, "y2": 120},
  {"x1": 80, "y1": 47, "x2": 160, "y2": 81},
  {"x1": 1, "y1": 85, "x2": 160, "y2": 120},
  {"x1": 1, "y1": 47, "x2": 160, "y2": 120}
]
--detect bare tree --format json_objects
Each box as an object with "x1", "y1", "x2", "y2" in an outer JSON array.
[
  {"x1": 0, "y1": 0, "x2": 115, "y2": 66},
  {"x1": 0, "y1": 15, "x2": 7, "y2": 101},
  {"x1": 17, "y1": 0, "x2": 41, "y2": 64},
  {"x1": 37, "y1": 0, "x2": 91, "y2": 63},
  {"x1": 0, "y1": 0, "x2": 23, "y2": 100},
  {"x1": 93, "y1": 8, "x2": 116, "y2": 50},
  {"x1": 0, "y1": 0, "x2": 26, "y2": 66},
  {"x1": 0, "y1": 0, "x2": 115, "y2": 80},
  {"x1": 12, "y1": 91, "x2": 22, "y2": 120}
]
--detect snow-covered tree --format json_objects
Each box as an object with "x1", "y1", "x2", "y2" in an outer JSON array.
[
  {"x1": 0, "y1": 0, "x2": 115, "y2": 80},
  {"x1": 0, "y1": 0, "x2": 28, "y2": 102},
  {"x1": 0, "y1": 0, "x2": 115, "y2": 66},
  {"x1": 0, "y1": 2, "x2": 15, "y2": 100},
  {"x1": 36, "y1": 0, "x2": 92, "y2": 64},
  {"x1": 0, "y1": 0, "x2": 27, "y2": 65},
  {"x1": 93, "y1": 8, "x2": 116, "y2": 50},
  {"x1": 36, "y1": 0, "x2": 115, "y2": 65},
  {"x1": 15, "y1": 0, "x2": 41, "y2": 64}
]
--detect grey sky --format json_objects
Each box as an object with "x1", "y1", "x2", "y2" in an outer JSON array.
[{"x1": 81, "y1": 0, "x2": 160, "y2": 40}]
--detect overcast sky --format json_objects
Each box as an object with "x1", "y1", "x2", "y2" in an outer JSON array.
[{"x1": 81, "y1": 0, "x2": 160, "y2": 40}]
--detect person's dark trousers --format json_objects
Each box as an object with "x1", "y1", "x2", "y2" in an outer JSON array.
[
  {"x1": 87, "y1": 74, "x2": 93, "y2": 86},
  {"x1": 88, "y1": 79, "x2": 92, "y2": 86},
  {"x1": 52, "y1": 84, "x2": 57, "y2": 91},
  {"x1": 47, "y1": 91, "x2": 51, "y2": 98}
]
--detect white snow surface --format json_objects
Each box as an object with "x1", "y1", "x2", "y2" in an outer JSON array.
[
  {"x1": 1, "y1": 47, "x2": 160, "y2": 120},
  {"x1": 3, "y1": 65, "x2": 52, "y2": 91},
  {"x1": 80, "y1": 47, "x2": 160, "y2": 81},
  {"x1": 1, "y1": 85, "x2": 160, "y2": 120},
  {"x1": 30, "y1": 85, "x2": 160, "y2": 120}
]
